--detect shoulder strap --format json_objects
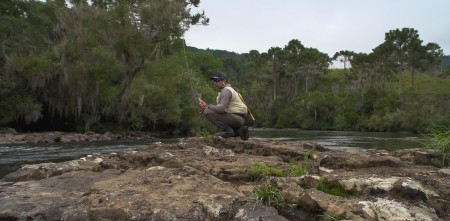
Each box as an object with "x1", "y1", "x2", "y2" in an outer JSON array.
[{"x1": 237, "y1": 92, "x2": 256, "y2": 121}]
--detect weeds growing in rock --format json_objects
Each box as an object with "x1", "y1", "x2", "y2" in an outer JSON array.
[
  {"x1": 318, "y1": 212, "x2": 343, "y2": 221},
  {"x1": 289, "y1": 164, "x2": 308, "y2": 176},
  {"x1": 423, "y1": 126, "x2": 450, "y2": 168},
  {"x1": 247, "y1": 163, "x2": 285, "y2": 180},
  {"x1": 249, "y1": 184, "x2": 284, "y2": 208},
  {"x1": 195, "y1": 129, "x2": 213, "y2": 137},
  {"x1": 303, "y1": 151, "x2": 316, "y2": 161},
  {"x1": 315, "y1": 178, "x2": 353, "y2": 197}
]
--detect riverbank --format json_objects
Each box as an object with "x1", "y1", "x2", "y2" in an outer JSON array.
[
  {"x1": 1, "y1": 137, "x2": 449, "y2": 220},
  {"x1": 0, "y1": 130, "x2": 163, "y2": 145}
]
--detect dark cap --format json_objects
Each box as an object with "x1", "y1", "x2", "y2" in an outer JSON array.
[{"x1": 209, "y1": 72, "x2": 227, "y2": 81}]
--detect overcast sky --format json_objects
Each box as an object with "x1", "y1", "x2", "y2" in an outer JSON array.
[{"x1": 184, "y1": 0, "x2": 450, "y2": 59}]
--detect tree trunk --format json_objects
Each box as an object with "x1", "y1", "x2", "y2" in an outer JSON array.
[
  {"x1": 360, "y1": 76, "x2": 365, "y2": 103},
  {"x1": 410, "y1": 66, "x2": 415, "y2": 91},
  {"x1": 305, "y1": 73, "x2": 309, "y2": 93},
  {"x1": 398, "y1": 69, "x2": 402, "y2": 96},
  {"x1": 314, "y1": 108, "x2": 317, "y2": 123},
  {"x1": 272, "y1": 63, "x2": 278, "y2": 101}
]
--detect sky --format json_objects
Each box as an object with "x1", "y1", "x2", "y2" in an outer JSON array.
[{"x1": 184, "y1": 0, "x2": 450, "y2": 62}]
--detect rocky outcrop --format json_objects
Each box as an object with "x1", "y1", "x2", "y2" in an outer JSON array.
[{"x1": 0, "y1": 137, "x2": 449, "y2": 221}]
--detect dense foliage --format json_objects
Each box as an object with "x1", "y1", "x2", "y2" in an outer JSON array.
[
  {"x1": 1, "y1": 0, "x2": 449, "y2": 134},
  {"x1": 240, "y1": 28, "x2": 449, "y2": 133},
  {"x1": 1, "y1": 0, "x2": 212, "y2": 134}
]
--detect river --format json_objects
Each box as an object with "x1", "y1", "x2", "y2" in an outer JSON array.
[{"x1": 0, "y1": 129, "x2": 423, "y2": 179}]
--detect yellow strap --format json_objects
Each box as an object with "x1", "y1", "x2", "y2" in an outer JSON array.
[{"x1": 237, "y1": 93, "x2": 256, "y2": 121}]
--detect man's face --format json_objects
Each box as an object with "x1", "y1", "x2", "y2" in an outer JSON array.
[{"x1": 213, "y1": 79, "x2": 226, "y2": 89}]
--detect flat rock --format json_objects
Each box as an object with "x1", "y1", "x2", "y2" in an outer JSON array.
[{"x1": 0, "y1": 137, "x2": 449, "y2": 221}]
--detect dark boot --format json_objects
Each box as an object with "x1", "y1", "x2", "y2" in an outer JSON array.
[{"x1": 238, "y1": 126, "x2": 249, "y2": 140}]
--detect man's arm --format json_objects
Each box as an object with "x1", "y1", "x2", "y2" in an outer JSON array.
[{"x1": 207, "y1": 89, "x2": 232, "y2": 113}]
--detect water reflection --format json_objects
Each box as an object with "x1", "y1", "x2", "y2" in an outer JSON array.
[{"x1": 250, "y1": 128, "x2": 423, "y2": 151}]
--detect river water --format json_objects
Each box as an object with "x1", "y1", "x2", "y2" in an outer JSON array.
[{"x1": 0, "y1": 129, "x2": 423, "y2": 179}]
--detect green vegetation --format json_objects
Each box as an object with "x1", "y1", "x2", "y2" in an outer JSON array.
[
  {"x1": 289, "y1": 164, "x2": 308, "y2": 177},
  {"x1": 0, "y1": 1, "x2": 448, "y2": 135},
  {"x1": 315, "y1": 178, "x2": 354, "y2": 197},
  {"x1": 318, "y1": 212, "x2": 343, "y2": 221},
  {"x1": 247, "y1": 163, "x2": 285, "y2": 180},
  {"x1": 195, "y1": 129, "x2": 213, "y2": 137},
  {"x1": 249, "y1": 184, "x2": 284, "y2": 208},
  {"x1": 423, "y1": 126, "x2": 450, "y2": 168}
]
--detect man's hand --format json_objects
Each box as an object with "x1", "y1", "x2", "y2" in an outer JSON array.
[{"x1": 198, "y1": 98, "x2": 208, "y2": 110}]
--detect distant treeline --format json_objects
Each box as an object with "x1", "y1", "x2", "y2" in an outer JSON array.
[{"x1": 1, "y1": 0, "x2": 449, "y2": 134}]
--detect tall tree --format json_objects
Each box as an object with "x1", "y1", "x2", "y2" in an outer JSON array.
[
  {"x1": 371, "y1": 42, "x2": 397, "y2": 90},
  {"x1": 349, "y1": 53, "x2": 373, "y2": 102},
  {"x1": 267, "y1": 47, "x2": 285, "y2": 102},
  {"x1": 383, "y1": 28, "x2": 422, "y2": 92},
  {"x1": 424, "y1": 42, "x2": 444, "y2": 73},
  {"x1": 381, "y1": 28, "x2": 444, "y2": 92},
  {"x1": 243, "y1": 50, "x2": 272, "y2": 123},
  {"x1": 283, "y1": 39, "x2": 305, "y2": 98},
  {"x1": 298, "y1": 48, "x2": 330, "y2": 92},
  {"x1": 332, "y1": 50, "x2": 354, "y2": 71}
]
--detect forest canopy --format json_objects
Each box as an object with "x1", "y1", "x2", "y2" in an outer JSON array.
[{"x1": 1, "y1": 0, "x2": 449, "y2": 134}]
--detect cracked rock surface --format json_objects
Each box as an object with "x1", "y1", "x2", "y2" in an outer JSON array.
[{"x1": 1, "y1": 137, "x2": 449, "y2": 220}]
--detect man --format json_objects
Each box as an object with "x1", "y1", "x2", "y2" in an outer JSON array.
[{"x1": 198, "y1": 72, "x2": 249, "y2": 140}]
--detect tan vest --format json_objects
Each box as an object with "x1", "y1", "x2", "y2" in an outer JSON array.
[{"x1": 217, "y1": 86, "x2": 247, "y2": 114}]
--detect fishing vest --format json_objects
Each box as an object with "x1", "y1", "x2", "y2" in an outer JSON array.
[{"x1": 217, "y1": 86, "x2": 247, "y2": 114}]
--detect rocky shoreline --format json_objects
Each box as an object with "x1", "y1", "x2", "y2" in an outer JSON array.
[
  {"x1": 0, "y1": 131, "x2": 160, "y2": 144},
  {"x1": 0, "y1": 136, "x2": 449, "y2": 220}
]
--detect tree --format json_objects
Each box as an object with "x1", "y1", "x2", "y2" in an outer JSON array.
[
  {"x1": 371, "y1": 42, "x2": 397, "y2": 90},
  {"x1": 1, "y1": 0, "x2": 56, "y2": 127},
  {"x1": 2, "y1": 0, "x2": 208, "y2": 131},
  {"x1": 267, "y1": 47, "x2": 286, "y2": 102},
  {"x1": 424, "y1": 42, "x2": 444, "y2": 73},
  {"x1": 332, "y1": 50, "x2": 354, "y2": 71},
  {"x1": 349, "y1": 53, "x2": 373, "y2": 102},
  {"x1": 381, "y1": 28, "x2": 442, "y2": 92},
  {"x1": 242, "y1": 50, "x2": 272, "y2": 125},
  {"x1": 298, "y1": 48, "x2": 330, "y2": 92},
  {"x1": 283, "y1": 39, "x2": 305, "y2": 98}
]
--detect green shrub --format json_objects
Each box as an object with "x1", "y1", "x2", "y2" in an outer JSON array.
[{"x1": 249, "y1": 184, "x2": 284, "y2": 208}]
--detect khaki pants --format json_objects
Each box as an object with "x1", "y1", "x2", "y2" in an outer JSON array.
[{"x1": 202, "y1": 109, "x2": 244, "y2": 133}]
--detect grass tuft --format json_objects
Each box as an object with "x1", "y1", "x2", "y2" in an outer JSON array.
[
  {"x1": 423, "y1": 125, "x2": 450, "y2": 168},
  {"x1": 247, "y1": 163, "x2": 285, "y2": 180},
  {"x1": 318, "y1": 212, "x2": 343, "y2": 221},
  {"x1": 195, "y1": 129, "x2": 213, "y2": 137},
  {"x1": 289, "y1": 164, "x2": 308, "y2": 177},
  {"x1": 315, "y1": 178, "x2": 353, "y2": 197},
  {"x1": 249, "y1": 184, "x2": 284, "y2": 208}
]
